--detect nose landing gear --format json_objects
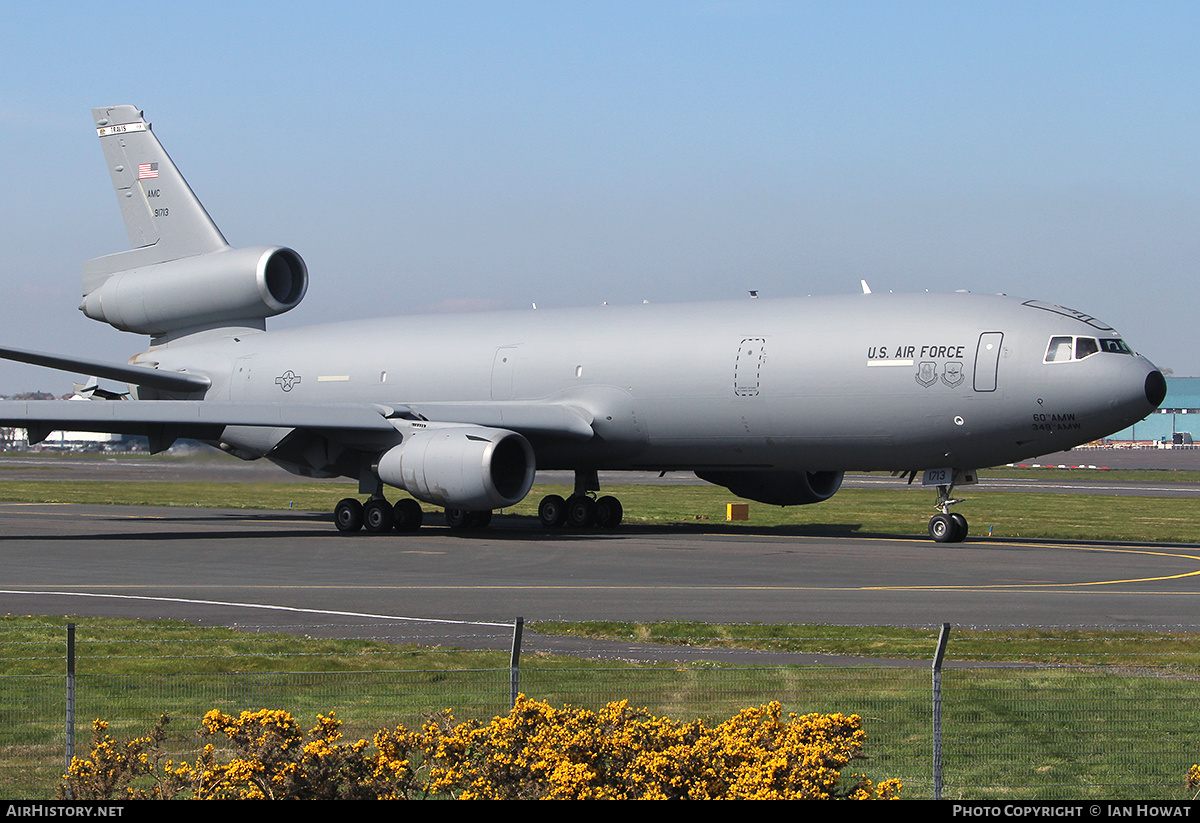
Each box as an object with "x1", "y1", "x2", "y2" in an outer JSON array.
[
  {"x1": 927, "y1": 473, "x2": 972, "y2": 543},
  {"x1": 929, "y1": 509, "x2": 968, "y2": 543}
]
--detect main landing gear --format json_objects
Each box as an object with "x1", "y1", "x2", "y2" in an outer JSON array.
[
  {"x1": 334, "y1": 496, "x2": 425, "y2": 534},
  {"x1": 537, "y1": 493, "x2": 623, "y2": 528},
  {"x1": 332, "y1": 469, "x2": 626, "y2": 534},
  {"x1": 928, "y1": 482, "x2": 968, "y2": 543},
  {"x1": 536, "y1": 470, "x2": 624, "y2": 529},
  {"x1": 334, "y1": 496, "x2": 499, "y2": 534}
]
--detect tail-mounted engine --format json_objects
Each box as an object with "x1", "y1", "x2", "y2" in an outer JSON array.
[
  {"x1": 80, "y1": 245, "x2": 308, "y2": 336},
  {"x1": 376, "y1": 425, "x2": 536, "y2": 511}
]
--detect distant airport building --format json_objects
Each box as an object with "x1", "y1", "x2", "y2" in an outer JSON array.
[
  {"x1": 1106, "y1": 377, "x2": 1200, "y2": 446},
  {"x1": 2, "y1": 427, "x2": 122, "y2": 451}
]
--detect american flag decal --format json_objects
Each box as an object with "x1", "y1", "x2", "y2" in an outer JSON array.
[{"x1": 138, "y1": 162, "x2": 159, "y2": 180}]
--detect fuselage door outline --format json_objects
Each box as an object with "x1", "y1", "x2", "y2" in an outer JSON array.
[
  {"x1": 973, "y1": 332, "x2": 1003, "y2": 392},
  {"x1": 491, "y1": 346, "x2": 518, "y2": 401},
  {"x1": 735, "y1": 338, "x2": 765, "y2": 397}
]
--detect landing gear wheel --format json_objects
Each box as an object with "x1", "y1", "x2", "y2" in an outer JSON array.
[
  {"x1": 334, "y1": 498, "x2": 364, "y2": 533},
  {"x1": 538, "y1": 495, "x2": 567, "y2": 528},
  {"x1": 444, "y1": 508, "x2": 469, "y2": 529},
  {"x1": 566, "y1": 495, "x2": 596, "y2": 528},
  {"x1": 393, "y1": 498, "x2": 423, "y2": 532},
  {"x1": 950, "y1": 513, "x2": 968, "y2": 543},
  {"x1": 595, "y1": 495, "x2": 623, "y2": 529},
  {"x1": 928, "y1": 476, "x2": 971, "y2": 543},
  {"x1": 929, "y1": 513, "x2": 955, "y2": 543},
  {"x1": 364, "y1": 499, "x2": 395, "y2": 533},
  {"x1": 467, "y1": 510, "x2": 493, "y2": 528}
]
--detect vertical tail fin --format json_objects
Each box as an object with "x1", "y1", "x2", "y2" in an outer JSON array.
[
  {"x1": 84, "y1": 105, "x2": 229, "y2": 292},
  {"x1": 81, "y1": 106, "x2": 307, "y2": 338}
]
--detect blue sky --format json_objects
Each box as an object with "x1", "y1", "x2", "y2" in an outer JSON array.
[{"x1": 0, "y1": 1, "x2": 1197, "y2": 391}]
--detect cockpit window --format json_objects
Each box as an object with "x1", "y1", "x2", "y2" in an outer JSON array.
[
  {"x1": 1045, "y1": 335, "x2": 1133, "y2": 363},
  {"x1": 1045, "y1": 337, "x2": 1074, "y2": 362},
  {"x1": 1075, "y1": 337, "x2": 1099, "y2": 359}
]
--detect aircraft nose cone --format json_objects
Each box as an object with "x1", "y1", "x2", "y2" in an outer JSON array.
[{"x1": 1145, "y1": 369, "x2": 1167, "y2": 409}]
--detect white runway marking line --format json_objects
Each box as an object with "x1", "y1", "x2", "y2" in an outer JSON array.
[{"x1": 0, "y1": 589, "x2": 510, "y2": 628}]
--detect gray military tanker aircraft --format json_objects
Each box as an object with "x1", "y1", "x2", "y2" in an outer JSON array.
[{"x1": 0, "y1": 105, "x2": 1167, "y2": 542}]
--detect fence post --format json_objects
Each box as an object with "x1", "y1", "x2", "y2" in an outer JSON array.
[
  {"x1": 932, "y1": 622, "x2": 950, "y2": 800},
  {"x1": 65, "y1": 622, "x2": 76, "y2": 787},
  {"x1": 510, "y1": 617, "x2": 523, "y2": 708}
]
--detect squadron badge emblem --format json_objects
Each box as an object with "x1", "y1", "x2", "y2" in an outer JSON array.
[
  {"x1": 915, "y1": 361, "x2": 937, "y2": 388},
  {"x1": 941, "y1": 361, "x2": 964, "y2": 388}
]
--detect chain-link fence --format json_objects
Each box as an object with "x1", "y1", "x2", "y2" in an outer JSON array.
[
  {"x1": 4, "y1": 622, "x2": 1200, "y2": 800},
  {"x1": 7, "y1": 665, "x2": 1200, "y2": 799}
]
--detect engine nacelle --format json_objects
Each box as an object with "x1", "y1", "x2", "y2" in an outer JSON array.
[
  {"x1": 376, "y1": 425, "x2": 536, "y2": 510},
  {"x1": 81, "y1": 245, "x2": 308, "y2": 335},
  {"x1": 695, "y1": 469, "x2": 844, "y2": 506}
]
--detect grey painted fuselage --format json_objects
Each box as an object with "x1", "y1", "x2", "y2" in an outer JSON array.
[{"x1": 141, "y1": 290, "x2": 1161, "y2": 476}]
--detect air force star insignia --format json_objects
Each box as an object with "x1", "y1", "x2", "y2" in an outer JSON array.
[{"x1": 275, "y1": 370, "x2": 302, "y2": 392}]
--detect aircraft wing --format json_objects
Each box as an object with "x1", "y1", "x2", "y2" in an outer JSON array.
[
  {"x1": 0, "y1": 400, "x2": 394, "y2": 442},
  {"x1": 0, "y1": 346, "x2": 594, "y2": 441},
  {"x1": 0, "y1": 398, "x2": 596, "y2": 445}
]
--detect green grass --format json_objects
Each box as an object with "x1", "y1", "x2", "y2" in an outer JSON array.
[
  {"x1": 984, "y1": 465, "x2": 1200, "y2": 482},
  {"x1": 0, "y1": 480, "x2": 353, "y2": 512},
  {"x1": 10, "y1": 617, "x2": 1200, "y2": 676},
  {"x1": 3, "y1": 478, "x2": 1200, "y2": 542},
  {"x1": 4, "y1": 616, "x2": 1200, "y2": 799},
  {"x1": 526, "y1": 621, "x2": 1200, "y2": 666}
]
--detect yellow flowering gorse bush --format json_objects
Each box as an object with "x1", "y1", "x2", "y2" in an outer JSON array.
[{"x1": 61, "y1": 697, "x2": 900, "y2": 800}]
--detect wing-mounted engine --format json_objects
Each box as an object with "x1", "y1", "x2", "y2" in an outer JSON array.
[
  {"x1": 695, "y1": 469, "x2": 844, "y2": 506},
  {"x1": 376, "y1": 424, "x2": 536, "y2": 510},
  {"x1": 81, "y1": 245, "x2": 307, "y2": 335}
]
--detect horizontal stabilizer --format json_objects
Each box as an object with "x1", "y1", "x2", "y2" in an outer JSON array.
[{"x1": 0, "y1": 345, "x2": 210, "y2": 393}]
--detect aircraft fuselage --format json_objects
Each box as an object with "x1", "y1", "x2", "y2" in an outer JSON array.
[{"x1": 140, "y1": 290, "x2": 1163, "y2": 477}]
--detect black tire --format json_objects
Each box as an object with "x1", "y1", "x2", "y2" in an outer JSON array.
[
  {"x1": 364, "y1": 499, "x2": 395, "y2": 533},
  {"x1": 595, "y1": 496, "x2": 623, "y2": 529},
  {"x1": 538, "y1": 495, "x2": 567, "y2": 528},
  {"x1": 950, "y1": 513, "x2": 968, "y2": 543},
  {"x1": 566, "y1": 495, "x2": 596, "y2": 528},
  {"x1": 466, "y1": 510, "x2": 493, "y2": 528},
  {"x1": 929, "y1": 513, "x2": 954, "y2": 543},
  {"x1": 444, "y1": 508, "x2": 470, "y2": 529},
  {"x1": 393, "y1": 498, "x2": 423, "y2": 532},
  {"x1": 334, "y1": 498, "x2": 364, "y2": 533}
]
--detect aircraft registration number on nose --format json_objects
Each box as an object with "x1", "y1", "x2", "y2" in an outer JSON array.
[
  {"x1": 922, "y1": 468, "x2": 978, "y2": 486},
  {"x1": 923, "y1": 468, "x2": 953, "y2": 485}
]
